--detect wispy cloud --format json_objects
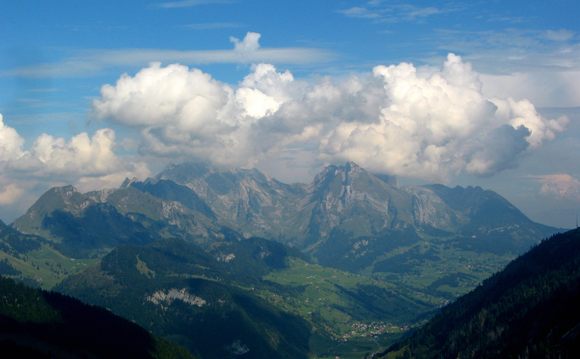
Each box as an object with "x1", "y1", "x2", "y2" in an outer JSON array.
[
  {"x1": 1, "y1": 32, "x2": 335, "y2": 78},
  {"x1": 337, "y1": 2, "x2": 453, "y2": 23},
  {"x1": 542, "y1": 29, "x2": 575, "y2": 42},
  {"x1": 339, "y1": 6, "x2": 382, "y2": 19},
  {"x1": 406, "y1": 6, "x2": 442, "y2": 19},
  {"x1": 480, "y1": 14, "x2": 529, "y2": 25},
  {"x1": 156, "y1": 0, "x2": 235, "y2": 9},
  {"x1": 27, "y1": 87, "x2": 61, "y2": 93},
  {"x1": 432, "y1": 28, "x2": 580, "y2": 72},
  {"x1": 182, "y1": 22, "x2": 243, "y2": 30}
]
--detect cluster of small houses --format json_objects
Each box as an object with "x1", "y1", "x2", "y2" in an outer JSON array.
[{"x1": 338, "y1": 321, "x2": 409, "y2": 341}]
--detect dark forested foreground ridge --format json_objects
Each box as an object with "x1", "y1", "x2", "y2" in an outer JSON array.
[
  {"x1": 377, "y1": 228, "x2": 580, "y2": 359},
  {"x1": 0, "y1": 276, "x2": 192, "y2": 358}
]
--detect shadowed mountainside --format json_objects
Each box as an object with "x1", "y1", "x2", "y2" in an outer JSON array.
[
  {"x1": 378, "y1": 228, "x2": 580, "y2": 359},
  {"x1": 0, "y1": 275, "x2": 191, "y2": 358}
]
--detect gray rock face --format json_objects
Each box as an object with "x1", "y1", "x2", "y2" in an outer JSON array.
[
  {"x1": 300, "y1": 162, "x2": 410, "y2": 246},
  {"x1": 407, "y1": 186, "x2": 462, "y2": 230},
  {"x1": 12, "y1": 183, "x2": 220, "y2": 247},
  {"x1": 156, "y1": 162, "x2": 307, "y2": 240}
]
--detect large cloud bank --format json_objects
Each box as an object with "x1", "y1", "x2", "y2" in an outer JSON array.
[{"x1": 94, "y1": 54, "x2": 567, "y2": 181}]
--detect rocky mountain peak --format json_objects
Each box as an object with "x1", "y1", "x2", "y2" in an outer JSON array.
[
  {"x1": 304, "y1": 162, "x2": 406, "y2": 240},
  {"x1": 12, "y1": 185, "x2": 93, "y2": 236},
  {"x1": 50, "y1": 185, "x2": 78, "y2": 196},
  {"x1": 36, "y1": 185, "x2": 85, "y2": 207},
  {"x1": 375, "y1": 173, "x2": 398, "y2": 186},
  {"x1": 120, "y1": 177, "x2": 139, "y2": 188},
  {"x1": 312, "y1": 162, "x2": 364, "y2": 188},
  {"x1": 344, "y1": 160, "x2": 361, "y2": 171},
  {"x1": 156, "y1": 161, "x2": 212, "y2": 183}
]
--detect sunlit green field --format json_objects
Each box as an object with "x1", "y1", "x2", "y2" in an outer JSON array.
[{"x1": 0, "y1": 244, "x2": 98, "y2": 288}]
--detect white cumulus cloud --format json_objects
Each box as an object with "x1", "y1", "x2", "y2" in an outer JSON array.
[
  {"x1": 93, "y1": 54, "x2": 567, "y2": 182},
  {"x1": 21, "y1": 129, "x2": 120, "y2": 176},
  {"x1": 93, "y1": 62, "x2": 301, "y2": 166},
  {"x1": 230, "y1": 32, "x2": 261, "y2": 52},
  {"x1": 93, "y1": 63, "x2": 229, "y2": 131},
  {"x1": 0, "y1": 114, "x2": 25, "y2": 162},
  {"x1": 320, "y1": 54, "x2": 567, "y2": 180},
  {"x1": 0, "y1": 113, "x2": 149, "y2": 192}
]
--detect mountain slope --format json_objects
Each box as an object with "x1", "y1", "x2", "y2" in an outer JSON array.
[
  {"x1": 301, "y1": 162, "x2": 420, "y2": 246},
  {"x1": 57, "y1": 237, "x2": 312, "y2": 359},
  {"x1": 129, "y1": 178, "x2": 216, "y2": 220},
  {"x1": 0, "y1": 219, "x2": 94, "y2": 288},
  {"x1": 378, "y1": 228, "x2": 580, "y2": 359},
  {"x1": 57, "y1": 234, "x2": 435, "y2": 358},
  {"x1": 260, "y1": 162, "x2": 558, "y2": 300},
  {"x1": 425, "y1": 184, "x2": 556, "y2": 254},
  {"x1": 301, "y1": 162, "x2": 556, "y2": 268},
  {"x1": 0, "y1": 275, "x2": 191, "y2": 358},
  {"x1": 155, "y1": 162, "x2": 307, "y2": 240},
  {"x1": 11, "y1": 185, "x2": 223, "y2": 258}
]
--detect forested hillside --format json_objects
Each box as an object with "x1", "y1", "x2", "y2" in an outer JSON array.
[
  {"x1": 378, "y1": 228, "x2": 580, "y2": 358},
  {"x1": 0, "y1": 276, "x2": 191, "y2": 358}
]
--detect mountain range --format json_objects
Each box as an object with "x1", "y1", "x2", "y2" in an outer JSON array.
[{"x1": 0, "y1": 161, "x2": 563, "y2": 357}]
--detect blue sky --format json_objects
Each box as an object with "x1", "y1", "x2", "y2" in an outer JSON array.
[{"x1": 0, "y1": 0, "x2": 579, "y2": 227}]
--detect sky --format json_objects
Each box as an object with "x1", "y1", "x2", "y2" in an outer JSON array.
[{"x1": 0, "y1": 0, "x2": 579, "y2": 228}]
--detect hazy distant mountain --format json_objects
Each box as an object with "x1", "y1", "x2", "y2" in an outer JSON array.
[
  {"x1": 11, "y1": 184, "x2": 225, "y2": 258},
  {"x1": 14, "y1": 161, "x2": 556, "y2": 262},
  {"x1": 378, "y1": 228, "x2": 580, "y2": 358},
  {"x1": 128, "y1": 178, "x2": 216, "y2": 220},
  {"x1": 155, "y1": 161, "x2": 307, "y2": 240},
  {"x1": 156, "y1": 161, "x2": 556, "y2": 247},
  {"x1": 300, "y1": 161, "x2": 554, "y2": 261},
  {"x1": 301, "y1": 161, "x2": 420, "y2": 243},
  {"x1": 11, "y1": 186, "x2": 161, "y2": 258}
]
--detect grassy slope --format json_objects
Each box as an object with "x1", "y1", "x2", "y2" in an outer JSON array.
[
  {"x1": 0, "y1": 244, "x2": 97, "y2": 288},
  {"x1": 58, "y1": 240, "x2": 313, "y2": 359},
  {"x1": 368, "y1": 236, "x2": 514, "y2": 300},
  {"x1": 56, "y1": 236, "x2": 443, "y2": 358},
  {"x1": 260, "y1": 258, "x2": 437, "y2": 358}
]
